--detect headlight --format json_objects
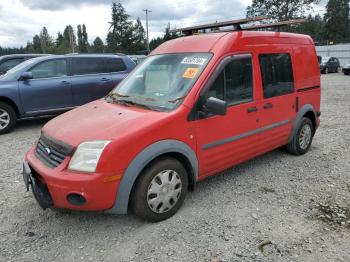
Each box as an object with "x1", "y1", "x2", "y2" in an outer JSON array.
[{"x1": 68, "y1": 141, "x2": 111, "y2": 173}]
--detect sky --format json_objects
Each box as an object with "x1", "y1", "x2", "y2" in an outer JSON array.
[{"x1": 0, "y1": 0, "x2": 326, "y2": 48}]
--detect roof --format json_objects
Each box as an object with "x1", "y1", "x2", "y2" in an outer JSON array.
[
  {"x1": 0, "y1": 53, "x2": 49, "y2": 60},
  {"x1": 151, "y1": 31, "x2": 314, "y2": 55}
]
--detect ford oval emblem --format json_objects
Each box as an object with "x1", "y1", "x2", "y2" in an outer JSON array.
[{"x1": 45, "y1": 147, "x2": 51, "y2": 155}]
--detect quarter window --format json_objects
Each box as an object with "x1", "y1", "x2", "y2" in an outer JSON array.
[
  {"x1": 105, "y1": 58, "x2": 126, "y2": 73},
  {"x1": 259, "y1": 53, "x2": 294, "y2": 98},
  {"x1": 31, "y1": 60, "x2": 67, "y2": 79},
  {"x1": 204, "y1": 56, "x2": 253, "y2": 105}
]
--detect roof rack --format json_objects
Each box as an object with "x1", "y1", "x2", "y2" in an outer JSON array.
[{"x1": 170, "y1": 17, "x2": 306, "y2": 35}]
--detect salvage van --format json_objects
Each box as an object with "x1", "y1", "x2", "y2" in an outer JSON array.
[{"x1": 23, "y1": 30, "x2": 321, "y2": 222}]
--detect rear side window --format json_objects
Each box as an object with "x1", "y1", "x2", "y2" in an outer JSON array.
[
  {"x1": 105, "y1": 58, "x2": 126, "y2": 73},
  {"x1": 31, "y1": 59, "x2": 67, "y2": 79},
  {"x1": 259, "y1": 53, "x2": 294, "y2": 98},
  {"x1": 71, "y1": 58, "x2": 105, "y2": 76},
  {"x1": 204, "y1": 56, "x2": 253, "y2": 105}
]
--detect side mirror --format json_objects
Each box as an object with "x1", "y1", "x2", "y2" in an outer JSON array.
[
  {"x1": 20, "y1": 72, "x2": 33, "y2": 81},
  {"x1": 202, "y1": 97, "x2": 227, "y2": 116}
]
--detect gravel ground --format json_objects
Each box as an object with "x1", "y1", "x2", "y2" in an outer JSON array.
[{"x1": 0, "y1": 73, "x2": 350, "y2": 262}]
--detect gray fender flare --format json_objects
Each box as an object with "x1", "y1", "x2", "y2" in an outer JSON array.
[
  {"x1": 106, "y1": 139, "x2": 198, "y2": 214},
  {"x1": 288, "y1": 104, "x2": 316, "y2": 143}
]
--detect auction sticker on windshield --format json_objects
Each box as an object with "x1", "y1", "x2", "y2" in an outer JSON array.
[
  {"x1": 181, "y1": 57, "x2": 207, "y2": 65},
  {"x1": 183, "y1": 67, "x2": 199, "y2": 79}
]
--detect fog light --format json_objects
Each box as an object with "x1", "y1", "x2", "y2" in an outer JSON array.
[{"x1": 67, "y1": 193, "x2": 86, "y2": 206}]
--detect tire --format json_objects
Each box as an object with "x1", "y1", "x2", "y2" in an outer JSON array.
[
  {"x1": 130, "y1": 157, "x2": 188, "y2": 222},
  {"x1": 324, "y1": 67, "x2": 329, "y2": 74},
  {"x1": 0, "y1": 102, "x2": 17, "y2": 135},
  {"x1": 286, "y1": 117, "x2": 314, "y2": 155},
  {"x1": 336, "y1": 67, "x2": 341, "y2": 73}
]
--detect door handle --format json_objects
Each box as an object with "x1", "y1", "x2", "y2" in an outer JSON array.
[
  {"x1": 61, "y1": 81, "x2": 70, "y2": 85},
  {"x1": 247, "y1": 106, "x2": 258, "y2": 113},
  {"x1": 101, "y1": 78, "x2": 111, "y2": 82},
  {"x1": 263, "y1": 103, "x2": 273, "y2": 109}
]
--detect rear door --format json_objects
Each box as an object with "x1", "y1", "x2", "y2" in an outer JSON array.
[
  {"x1": 193, "y1": 54, "x2": 261, "y2": 178},
  {"x1": 70, "y1": 57, "x2": 114, "y2": 106},
  {"x1": 105, "y1": 57, "x2": 129, "y2": 87},
  {"x1": 19, "y1": 58, "x2": 73, "y2": 114},
  {"x1": 257, "y1": 53, "x2": 296, "y2": 152}
]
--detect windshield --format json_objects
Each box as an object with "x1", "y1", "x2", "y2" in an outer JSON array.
[
  {"x1": 107, "y1": 53, "x2": 212, "y2": 111},
  {"x1": 321, "y1": 57, "x2": 330, "y2": 63},
  {"x1": 0, "y1": 59, "x2": 34, "y2": 79}
]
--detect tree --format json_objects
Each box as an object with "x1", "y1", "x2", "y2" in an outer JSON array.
[
  {"x1": 246, "y1": 0, "x2": 320, "y2": 21},
  {"x1": 77, "y1": 24, "x2": 89, "y2": 53},
  {"x1": 290, "y1": 14, "x2": 326, "y2": 44},
  {"x1": 149, "y1": 24, "x2": 179, "y2": 51},
  {"x1": 91, "y1": 37, "x2": 104, "y2": 53},
  {"x1": 106, "y1": 2, "x2": 133, "y2": 53},
  {"x1": 39, "y1": 27, "x2": 54, "y2": 53},
  {"x1": 131, "y1": 18, "x2": 147, "y2": 53},
  {"x1": 324, "y1": 0, "x2": 350, "y2": 43}
]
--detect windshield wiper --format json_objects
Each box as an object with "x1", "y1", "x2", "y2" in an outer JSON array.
[
  {"x1": 168, "y1": 95, "x2": 186, "y2": 103},
  {"x1": 114, "y1": 99, "x2": 159, "y2": 111}
]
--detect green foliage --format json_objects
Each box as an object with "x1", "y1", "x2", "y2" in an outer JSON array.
[
  {"x1": 289, "y1": 15, "x2": 326, "y2": 44},
  {"x1": 149, "y1": 23, "x2": 179, "y2": 51},
  {"x1": 77, "y1": 24, "x2": 89, "y2": 53},
  {"x1": 106, "y1": 2, "x2": 134, "y2": 53},
  {"x1": 247, "y1": 0, "x2": 319, "y2": 20},
  {"x1": 324, "y1": 0, "x2": 350, "y2": 43},
  {"x1": 91, "y1": 37, "x2": 105, "y2": 53}
]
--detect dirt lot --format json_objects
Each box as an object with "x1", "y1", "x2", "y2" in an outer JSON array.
[{"x1": 0, "y1": 73, "x2": 349, "y2": 262}]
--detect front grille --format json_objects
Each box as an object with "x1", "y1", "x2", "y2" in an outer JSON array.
[{"x1": 35, "y1": 134, "x2": 73, "y2": 168}]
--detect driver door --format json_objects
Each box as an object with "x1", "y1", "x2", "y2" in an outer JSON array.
[
  {"x1": 192, "y1": 54, "x2": 261, "y2": 178},
  {"x1": 19, "y1": 59, "x2": 73, "y2": 115}
]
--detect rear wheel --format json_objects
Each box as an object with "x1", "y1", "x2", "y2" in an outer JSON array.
[
  {"x1": 0, "y1": 102, "x2": 16, "y2": 134},
  {"x1": 130, "y1": 157, "x2": 188, "y2": 222},
  {"x1": 286, "y1": 117, "x2": 314, "y2": 155}
]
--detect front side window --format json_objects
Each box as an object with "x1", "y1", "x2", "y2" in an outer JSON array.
[
  {"x1": 71, "y1": 58, "x2": 105, "y2": 75},
  {"x1": 259, "y1": 53, "x2": 294, "y2": 98},
  {"x1": 203, "y1": 55, "x2": 253, "y2": 105},
  {"x1": 31, "y1": 59, "x2": 67, "y2": 79},
  {"x1": 107, "y1": 53, "x2": 212, "y2": 111}
]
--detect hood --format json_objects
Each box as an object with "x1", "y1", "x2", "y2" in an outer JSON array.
[{"x1": 42, "y1": 99, "x2": 169, "y2": 147}]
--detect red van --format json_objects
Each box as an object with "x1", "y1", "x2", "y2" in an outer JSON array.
[{"x1": 23, "y1": 31, "x2": 321, "y2": 222}]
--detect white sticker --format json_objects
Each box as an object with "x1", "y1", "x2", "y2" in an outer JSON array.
[{"x1": 181, "y1": 57, "x2": 207, "y2": 65}]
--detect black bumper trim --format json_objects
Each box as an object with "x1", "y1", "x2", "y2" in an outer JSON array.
[{"x1": 22, "y1": 162, "x2": 53, "y2": 209}]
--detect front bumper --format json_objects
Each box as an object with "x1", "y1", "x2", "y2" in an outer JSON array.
[
  {"x1": 342, "y1": 68, "x2": 350, "y2": 74},
  {"x1": 24, "y1": 147, "x2": 122, "y2": 211}
]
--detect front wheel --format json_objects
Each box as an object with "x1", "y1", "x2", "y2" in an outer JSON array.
[
  {"x1": 130, "y1": 157, "x2": 188, "y2": 222},
  {"x1": 324, "y1": 67, "x2": 329, "y2": 74},
  {"x1": 286, "y1": 117, "x2": 314, "y2": 155},
  {"x1": 0, "y1": 102, "x2": 17, "y2": 135}
]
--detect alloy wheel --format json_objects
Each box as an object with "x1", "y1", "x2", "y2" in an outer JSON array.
[{"x1": 0, "y1": 108, "x2": 10, "y2": 130}]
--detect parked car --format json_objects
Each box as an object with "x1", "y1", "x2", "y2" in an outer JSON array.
[
  {"x1": 319, "y1": 56, "x2": 341, "y2": 74},
  {"x1": 342, "y1": 62, "x2": 350, "y2": 75},
  {"x1": 0, "y1": 54, "x2": 50, "y2": 75},
  {"x1": 0, "y1": 54, "x2": 135, "y2": 134},
  {"x1": 23, "y1": 31, "x2": 320, "y2": 222}
]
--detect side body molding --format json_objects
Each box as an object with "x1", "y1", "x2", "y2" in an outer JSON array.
[
  {"x1": 288, "y1": 104, "x2": 316, "y2": 143},
  {"x1": 107, "y1": 139, "x2": 198, "y2": 214}
]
